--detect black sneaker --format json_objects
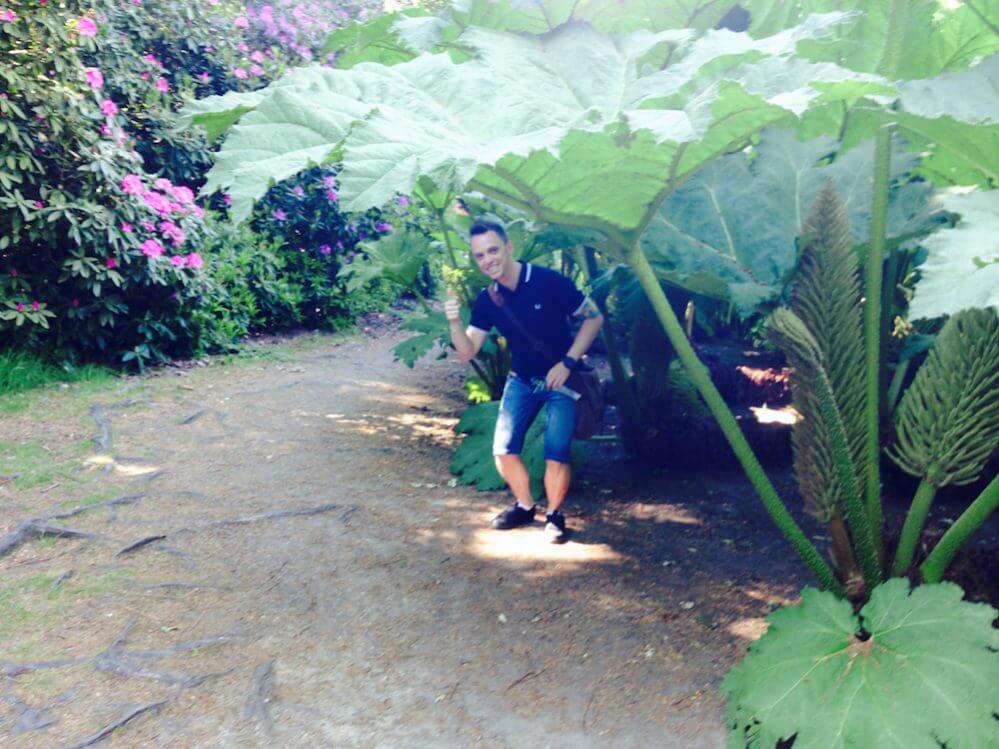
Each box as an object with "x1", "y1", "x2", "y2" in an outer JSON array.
[
  {"x1": 545, "y1": 510, "x2": 566, "y2": 543},
  {"x1": 491, "y1": 503, "x2": 536, "y2": 530}
]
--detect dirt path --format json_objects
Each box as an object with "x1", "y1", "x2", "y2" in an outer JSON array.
[{"x1": 1, "y1": 331, "x2": 806, "y2": 748}]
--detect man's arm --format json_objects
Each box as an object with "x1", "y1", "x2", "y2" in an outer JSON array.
[
  {"x1": 545, "y1": 298, "x2": 604, "y2": 389},
  {"x1": 444, "y1": 296, "x2": 487, "y2": 362}
]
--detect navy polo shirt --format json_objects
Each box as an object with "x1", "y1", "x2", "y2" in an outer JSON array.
[{"x1": 469, "y1": 263, "x2": 587, "y2": 380}]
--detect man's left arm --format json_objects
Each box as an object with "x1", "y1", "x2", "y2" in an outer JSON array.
[{"x1": 546, "y1": 298, "x2": 604, "y2": 389}]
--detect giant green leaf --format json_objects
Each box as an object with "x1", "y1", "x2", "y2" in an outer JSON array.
[
  {"x1": 722, "y1": 579, "x2": 999, "y2": 749},
  {"x1": 641, "y1": 128, "x2": 936, "y2": 314},
  {"x1": 908, "y1": 190, "x2": 999, "y2": 320},
  {"x1": 343, "y1": 229, "x2": 433, "y2": 293},
  {"x1": 392, "y1": 310, "x2": 451, "y2": 368},
  {"x1": 743, "y1": 0, "x2": 999, "y2": 79},
  {"x1": 194, "y1": 15, "x2": 891, "y2": 231}
]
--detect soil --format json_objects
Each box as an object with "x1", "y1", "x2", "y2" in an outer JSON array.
[{"x1": 1, "y1": 326, "x2": 994, "y2": 748}]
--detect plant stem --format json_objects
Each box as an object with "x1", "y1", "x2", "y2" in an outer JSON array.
[
  {"x1": 578, "y1": 247, "x2": 643, "y2": 454},
  {"x1": 863, "y1": 124, "x2": 891, "y2": 565},
  {"x1": 891, "y1": 479, "x2": 938, "y2": 576},
  {"x1": 920, "y1": 473, "x2": 999, "y2": 583},
  {"x1": 827, "y1": 511, "x2": 859, "y2": 587},
  {"x1": 627, "y1": 245, "x2": 843, "y2": 594}
]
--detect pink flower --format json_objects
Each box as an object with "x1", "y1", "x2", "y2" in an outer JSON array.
[
  {"x1": 169, "y1": 185, "x2": 194, "y2": 203},
  {"x1": 121, "y1": 174, "x2": 144, "y2": 194},
  {"x1": 185, "y1": 252, "x2": 204, "y2": 269},
  {"x1": 159, "y1": 220, "x2": 186, "y2": 247},
  {"x1": 105, "y1": 257, "x2": 117, "y2": 269},
  {"x1": 84, "y1": 67, "x2": 103, "y2": 89},
  {"x1": 319, "y1": 244, "x2": 332, "y2": 256},
  {"x1": 190, "y1": 204, "x2": 204, "y2": 219},
  {"x1": 15, "y1": 302, "x2": 24, "y2": 312},
  {"x1": 140, "y1": 71, "x2": 149, "y2": 80},
  {"x1": 233, "y1": 68, "x2": 248, "y2": 80},
  {"x1": 154, "y1": 177, "x2": 172, "y2": 191},
  {"x1": 141, "y1": 220, "x2": 155, "y2": 231},
  {"x1": 77, "y1": 16, "x2": 97, "y2": 37},
  {"x1": 322, "y1": 175, "x2": 336, "y2": 189},
  {"x1": 0, "y1": 9, "x2": 18, "y2": 22},
  {"x1": 238, "y1": 42, "x2": 248, "y2": 52},
  {"x1": 120, "y1": 222, "x2": 133, "y2": 233},
  {"x1": 396, "y1": 195, "x2": 410, "y2": 208},
  {"x1": 100, "y1": 98, "x2": 117, "y2": 116},
  {"x1": 142, "y1": 191, "x2": 171, "y2": 215},
  {"x1": 293, "y1": 185, "x2": 304, "y2": 197},
  {"x1": 71, "y1": 298, "x2": 80, "y2": 307},
  {"x1": 170, "y1": 254, "x2": 185, "y2": 267},
  {"x1": 142, "y1": 53, "x2": 160, "y2": 67},
  {"x1": 376, "y1": 222, "x2": 392, "y2": 233},
  {"x1": 154, "y1": 77, "x2": 169, "y2": 93},
  {"x1": 131, "y1": 0, "x2": 141, "y2": 5},
  {"x1": 222, "y1": 194, "x2": 231, "y2": 207},
  {"x1": 325, "y1": 189, "x2": 338, "y2": 203},
  {"x1": 249, "y1": 64, "x2": 263, "y2": 77},
  {"x1": 34, "y1": 200, "x2": 44, "y2": 209},
  {"x1": 250, "y1": 50, "x2": 265, "y2": 63},
  {"x1": 9, "y1": 269, "x2": 16, "y2": 277},
  {"x1": 198, "y1": 72, "x2": 211, "y2": 83},
  {"x1": 234, "y1": 16, "x2": 249, "y2": 28},
  {"x1": 141, "y1": 238, "x2": 164, "y2": 258},
  {"x1": 272, "y1": 208, "x2": 287, "y2": 221},
  {"x1": 31, "y1": 301, "x2": 40, "y2": 311}
]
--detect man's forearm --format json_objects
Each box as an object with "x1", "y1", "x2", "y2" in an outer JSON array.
[
  {"x1": 450, "y1": 322, "x2": 478, "y2": 362},
  {"x1": 566, "y1": 315, "x2": 604, "y2": 360}
]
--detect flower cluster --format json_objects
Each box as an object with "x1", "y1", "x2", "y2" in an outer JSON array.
[{"x1": 119, "y1": 173, "x2": 205, "y2": 269}]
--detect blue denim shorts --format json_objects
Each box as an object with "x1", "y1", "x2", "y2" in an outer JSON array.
[{"x1": 493, "y1": 373, "x2": 577, "y2": 464}]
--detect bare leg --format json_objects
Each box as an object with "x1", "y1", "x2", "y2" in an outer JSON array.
[
  {"x1": 495, "y1": 454, "x2": 533, "y2": 506},
  {"x1": 543, "y1": 459, "x2": 570, "y2": 513}
]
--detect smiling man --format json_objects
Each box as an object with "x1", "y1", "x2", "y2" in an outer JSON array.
[{"x1": 446, "y1": 218, "x2": 604, "y2": 542}]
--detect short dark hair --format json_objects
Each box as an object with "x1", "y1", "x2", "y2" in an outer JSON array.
[{"x1": 469, "y1": 218, "x2": 507, "y2": 244}]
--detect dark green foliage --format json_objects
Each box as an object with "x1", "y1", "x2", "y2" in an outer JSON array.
[{"x1": 450, "y1": 401, "x2": 545, "y2": 497}]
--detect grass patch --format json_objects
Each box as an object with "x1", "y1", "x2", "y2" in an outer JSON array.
[
  {"x1": 0, "y1": 350, "x2": 114, "y2": 396},
  {"x1": 0, "y1": 438, "x2": 91, "y2": 489}
]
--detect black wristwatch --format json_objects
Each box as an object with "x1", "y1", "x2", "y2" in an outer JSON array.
[{"x1": 562, "y1": 355, "x2": 579, "y2": 370}]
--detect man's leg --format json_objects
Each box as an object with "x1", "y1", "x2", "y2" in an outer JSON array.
[
  {"x1": 496, "y1": 454, "x2": 533, "y2": 507},
  {"x1": 543, "y1": 459, "x2": 571, "y2": 512}
]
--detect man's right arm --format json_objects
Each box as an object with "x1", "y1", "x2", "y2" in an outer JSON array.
[{"x1": 444, "y1": 297, "x2": 487, "y2": 362}]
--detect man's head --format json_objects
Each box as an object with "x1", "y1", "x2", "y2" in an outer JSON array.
[{"x1": 469, "y1": 218, "x2": 515, "y2": 281}]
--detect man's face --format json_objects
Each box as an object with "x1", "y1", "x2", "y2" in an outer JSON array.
[{"x1": 470, "y1": 230, "x2": 513, "y2": 280}]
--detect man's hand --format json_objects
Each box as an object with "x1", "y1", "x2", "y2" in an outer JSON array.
[
  {"x1": 546, "y1": 361, "x2": 571, "y2": 390},
  {"x1": 444, "y1": 289, "x2": 462, "y2": 325}
]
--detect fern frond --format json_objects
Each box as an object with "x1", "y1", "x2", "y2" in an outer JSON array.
[
  {"x1": 787, "y1": 181, "x2": 866, "y2": 521},
  {"x1": 889, "y1": 308, "x2": 999, "y2": 487}
]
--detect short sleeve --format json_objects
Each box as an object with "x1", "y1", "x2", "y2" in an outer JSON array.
[
  {"x1": 469, "y1": 290, "x2": 494, "y2": 333},
  {"x1": 554, "y1": 273, "x2": 586, "y2": 316}
]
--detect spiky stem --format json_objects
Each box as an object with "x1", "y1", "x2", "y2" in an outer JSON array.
[
  {"x1": 827, "y1": 511, "x2": 859, "y2": 586},
  {"x1": 920, "y1": 473, "x2": 999, "y2": 583},
  {"x1": 627, "y1": 245, "x2": 842, "y2": 594},
  {"x1": 891, "y1": 480, "x2": 939, "y2": 576},
  {"x1": 862, "y1": 0, "x2": 910, "y2": 568}
]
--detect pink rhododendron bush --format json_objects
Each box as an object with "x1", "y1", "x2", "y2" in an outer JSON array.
[{"x1": 0, "y1": 0, "x2": 379, "y2": 367}]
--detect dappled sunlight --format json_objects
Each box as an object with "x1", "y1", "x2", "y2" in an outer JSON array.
[
  {"x1": 749, "y1": 405, "x2": 799, "y2": 426},
  {"x1": 628, "y1": 503, "x2": 703, "y2": 526},
  {"x1": 322, "y1": 409, "x2": 456, "y2": 447},
  {"x1": 82, "y1": 454, "x2": 160, "y2": 477},
  {"x1": 727, "y1": 617, "x2": 769, "y2": 642},
  {"x1": 467, "y1": 526, "x2": 623, "y2": 565},
  {"x1": 742, "y1": 585, "x2": 799, "y2": 608}
]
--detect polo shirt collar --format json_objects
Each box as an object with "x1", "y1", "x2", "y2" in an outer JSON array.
[{"x1": 492, "y1": 262, "x2": 531, "y2": 294}]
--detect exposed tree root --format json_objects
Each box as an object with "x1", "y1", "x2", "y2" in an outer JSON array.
[
  {"x1": 1, "y1": 657, "x2": 88, "y2": 678},
  {"x1": 5, "y1": 693, "x2": 55, "y2": 735},
  {"x1": 114, "y1": 536, "x2": 167, "y2": 557},
  {"x1": 0, "y1": 494, "x2": 146, "y2": 558},
  {"x1": 51, "y1": 570, "x2": 74, "y2": 590},
  {"x1": 243, "y1": 659, "x2": 277, "y2": 736},
  {"x1": 64, "y1": 700, "x2": 167, "y2": 749},
  {"x1": 179, "y1": 409, "x2": 206, "y2": 424},
  {"x1": 0, "y1": 523, "x2": 97, "y2": 558},
  {"x1": 89, "y1": 404, "x2": 112, "y2": 453}
]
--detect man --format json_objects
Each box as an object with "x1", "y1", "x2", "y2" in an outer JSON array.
[{"x1": 445, "y1": 218, "x2": 604, "y2": 542}]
